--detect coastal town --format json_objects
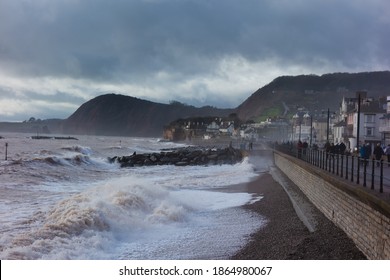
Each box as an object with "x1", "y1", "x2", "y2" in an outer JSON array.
[
  {"x1": 2, "y1": 0, "x2": 390, "y2": 275},
  {"x1": 163, "y1": 91, "x2": 390, "y2": 154}
]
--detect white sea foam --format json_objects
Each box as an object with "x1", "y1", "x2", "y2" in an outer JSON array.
[
  {"x1": 61, "y1": 145, "x2": 93, "y2": 155},
  {"x1": 0, "y1": 175, "x2": 263, "y2": 259},
  {"x1": 127, "y1": 157, "x2": 259, "y2": 190},
  {"x1": 0, "y1": 134, "x2": 265, "y2": 260}
]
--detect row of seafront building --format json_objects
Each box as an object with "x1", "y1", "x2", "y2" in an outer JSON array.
[
  {"x1": 290, "y1": 91, "x2": 390, "y2": 152},
  {"x1": 163, "y1": 91, "x2": 390, "y2": 152}
]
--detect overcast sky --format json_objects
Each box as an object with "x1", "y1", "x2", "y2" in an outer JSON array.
[{"x1": 0, "y1": 0, "x2": 389, "y2": 121}]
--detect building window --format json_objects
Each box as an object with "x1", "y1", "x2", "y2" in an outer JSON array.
[
  {"x1": 364, "y1": 114, "x2": 375, "y2": 123},
  {"x1": 365, "y1": 127, "x2": 375, "y2": 137}
]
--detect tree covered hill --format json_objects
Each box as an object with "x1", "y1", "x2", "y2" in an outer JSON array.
[
  {"x1": 62, "y1": 94, "x2": 233, "y2": 137},
  {"x1": 235, "y1": 71, "x2": 390, "y2": 121},
  {"x1": 2, "y1": 71, "x2": 389, "y2": 137}
]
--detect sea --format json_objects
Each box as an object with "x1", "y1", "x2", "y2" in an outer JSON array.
[{"x1": 0, "y1": 133, "x2": 267, "y2": 260}]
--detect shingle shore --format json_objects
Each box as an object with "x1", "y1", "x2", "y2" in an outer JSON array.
[{"x1": 231, "y1": 150, "x2": 366, "y2": 260}]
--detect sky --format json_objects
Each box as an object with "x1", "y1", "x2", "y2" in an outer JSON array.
[{"x1": 0, "y1": 0, "x2": 389, "y2": 121}]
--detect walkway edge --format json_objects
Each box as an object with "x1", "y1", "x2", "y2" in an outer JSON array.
[{"x1": 270, "y1": 166, "x2": 317, "y2": 233}]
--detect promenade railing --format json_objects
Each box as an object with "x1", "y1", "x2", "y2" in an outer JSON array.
[{"x1": 273, "y1": 143, "x2": 390, "y2": 194}]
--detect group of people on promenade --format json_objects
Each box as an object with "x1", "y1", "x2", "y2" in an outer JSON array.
[
  {"x1": 357, "y1": 143, "x2": 390, "y2": 167},
  {"x1": 293, "y1": 140, "x2": 390, "y2": 167},
  {"x1": 323, "y1": 141, "x2": 347, "y2": 155}
]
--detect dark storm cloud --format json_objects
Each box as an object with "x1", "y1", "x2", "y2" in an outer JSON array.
[
  {"x1": 0, "y1": 0, "x2": 389, "y2": 119},
  {"x1": 1, "y1": 0, "x2": 250, "y2": 79},
  {"x1": 2, "y1": 0, "x2": 386, "y2": 78}
]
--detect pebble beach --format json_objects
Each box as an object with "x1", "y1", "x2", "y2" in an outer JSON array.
[{"x1": 231, "y1": 149, "x2": 366, "y2": 260}]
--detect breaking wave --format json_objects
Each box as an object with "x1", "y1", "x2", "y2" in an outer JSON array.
[
  {"x1": 0, "y1": 135, "x2": 265, "y2": 260},
  {"x1": 28, "y1": 154, "x2": 94, "y2": 166},
  {"x1": 61, "y1": 145, "x2": 93, "y2": 155},
  {"x1": 0, "y1": 172, "x2": 262, "y2": 259}
]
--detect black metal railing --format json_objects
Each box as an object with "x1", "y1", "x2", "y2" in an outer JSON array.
[{"x1": 274, "y1": 143, "x2": 389, "y2": 193}]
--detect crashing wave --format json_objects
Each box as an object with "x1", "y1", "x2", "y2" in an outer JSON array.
[{"x1": 61, "y1": 145, "x2": 92, "y2": 155}]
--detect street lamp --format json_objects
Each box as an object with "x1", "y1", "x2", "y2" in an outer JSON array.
[
  {"x1": 327, "y1": 109, "x2": 330, "y2": 142},
  {"x1": 322, "y1": 109, "x2": 336, "y2": 143},
  {"x1": 309, "y1": 114, "x2": 313, "y2": 146},
  {"x1": 356, "y1": 93, "x2": 361, "y2": 149}
]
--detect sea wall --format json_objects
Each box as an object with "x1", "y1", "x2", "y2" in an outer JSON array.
[{"x1": 273, "y1": 150, "x2": 390, "y2": 260}]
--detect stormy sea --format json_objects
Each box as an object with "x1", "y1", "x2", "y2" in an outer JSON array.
[{"x1": 0, "y1": 133, "x2": 266, "y2": 260}]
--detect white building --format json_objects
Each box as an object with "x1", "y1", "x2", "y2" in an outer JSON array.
[
  {"x1": 291, "y1": 112, "x2": 312, "y2": 143},
  {"x1": 346, "y1": 93, "x2": 385, "y2": 149},
  {"x1": 379, "y1": 96, "x2": 390, "y2": 145}
]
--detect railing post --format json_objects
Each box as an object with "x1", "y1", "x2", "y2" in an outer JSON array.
[
  {"x1": 332, "y1": 154, "x2": 335, "y2": 174},
  {"x1": 324, "y1": 151, "x2": 327, "y2": 169},
  {"x1": 323, "y1": 152, "x2": 326, "y2": 170},
  {"x1": 312, "y1": 149, "x2": 315, "y2": 165},
  {"x1": 324, "y1": 152, "x2": 326, "y2": 171},
  {"x1": 371, "y1": 158, "x2": 375, "y2": 190},
  {"x1": 351, "y1": 155, "x2": 354, "y2": 182},
  {"x1": 363, "y1": 159, "x2": 367, "y2": 187},
  {"x1": 356, "y1": 156, "x2": 360, "y2": 185},
  {"x1": 318, "y1": 150, "x2": 320, "y2": 167},
  {"x1": 345, "y1": 155, "x2": 349, "y2": 180},
  {"x1": 312, "y1": 149, "x2": 314, "y2": 165},
  {"x1": 336, "y1": 154, "x2": 339, "y2": 176},
  {"x1": 323, "y1": 151, "x2": 327, "y2": 170},
  {"x1": 340, "y1": 154, "x2": 344, "y2": 178},
  {"x1": 380, "y1": 160, "x2": 384, "y2": 193},
  {"x1": 318, "y1": 150, "x2": 321, "y2": 168}
]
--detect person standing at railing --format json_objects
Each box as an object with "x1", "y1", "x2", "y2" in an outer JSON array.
[
  {"x1": 365, "y1": 143, "x2": 371, "y2": 167},
  {"x1": 366, "y1": 143, "x2": 372, "y2": 161},
  {"x1": 324, "y1": 141, "x2": 331, "y2": 161},
  {"x1": 360, "y1": 145, "x2": 368, "y2": 166},
  {"x1": 302, "y1": 141, "x2": 308, "y2": 157},
  {"x1": 374, "y1": 143, "x2": 385, "y2": 167},
  {"x1": 385, "y1": 144, "x2": 390, "y2": 167},
  {"x1": 328, "y1": 143, "x2": 335, "y2": 161},
  {"x1": 339, "y1": 142, "x2": 346, "y2": 155},
  {"x1": 329, "y1": 143, "x2": 336, "y2": 154},
  {"x1": 324, "y1": 141, "x2": 331, "y2": 153},
  {"x1": 297, "y1": 140, "x2": 303, "y2": 159}
]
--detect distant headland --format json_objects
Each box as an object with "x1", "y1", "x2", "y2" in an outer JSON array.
[{"x1": 0, "y1": 71, "x2": 389, "y2": 138}]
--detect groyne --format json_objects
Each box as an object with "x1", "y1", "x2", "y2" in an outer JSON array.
[
  {"x1": 109, "y1": 146, "x2": 244, "y2": 167},
  {"x1": 274, "y1": 150, "x2": 390, "y2": 259}
]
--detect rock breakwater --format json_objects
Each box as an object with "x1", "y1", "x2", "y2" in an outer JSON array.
[{"x1": 109, "y1": 146, "x2": 245, "y2": 167}]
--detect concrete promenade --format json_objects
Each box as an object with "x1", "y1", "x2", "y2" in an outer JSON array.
[
  {"x1": 273, "y1": 144, "x2": 390, "y2": 202},
  {"x1": 273, "y1": 148, "x2": 390, "y2": 259}
]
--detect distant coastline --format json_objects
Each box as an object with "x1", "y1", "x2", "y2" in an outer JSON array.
[
  {"x1": 0, "y1": 119, "x2": 64, "y2": 135},
  {"x1": 30, "y1": 135, "x2": 78, "y2": 140}
]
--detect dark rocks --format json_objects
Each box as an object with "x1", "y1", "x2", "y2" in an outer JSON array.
[{"x1": 109, "y1": 146, "x2": 245, "y2": 168}]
